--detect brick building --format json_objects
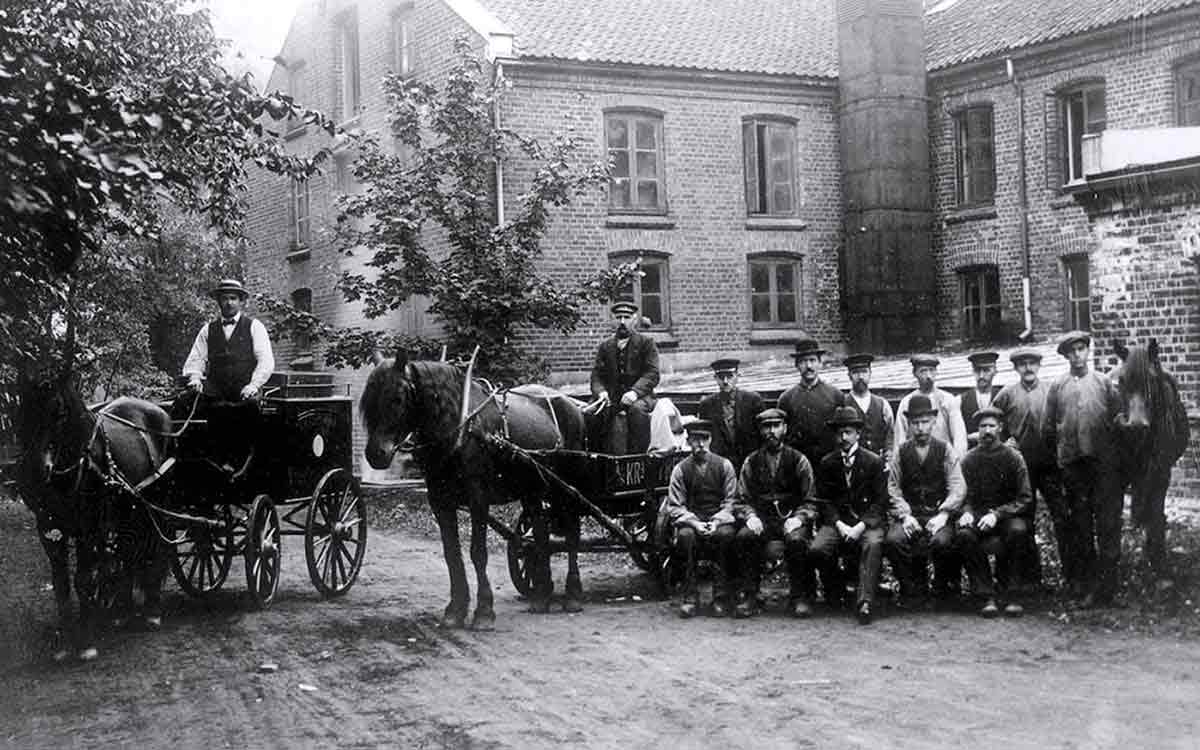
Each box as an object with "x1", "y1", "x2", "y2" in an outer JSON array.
[{"x1": 246, "y1": 0, "x2": 1200, "y2": 495}]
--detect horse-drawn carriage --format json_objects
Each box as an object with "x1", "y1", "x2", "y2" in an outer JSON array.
[{"x1": 154, "y1": 370, "x2": 367, "y2": 608}]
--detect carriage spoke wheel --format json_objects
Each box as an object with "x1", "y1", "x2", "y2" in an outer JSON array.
[
  {"x1": 305, "y1": 468, "x2": 368, "y2": 598},
  {"x1": 170, "y1": 507, "x2": 235, "y2": 598},
  {"x1": 505, "y1": 509, "x2": 537, "y2": 598},
  {"x1": 624, "y1": 513, "x2": 658, "y2": 573},
  {"x1": 244, "y1": 495, "x2": 281, "y2": 609}
]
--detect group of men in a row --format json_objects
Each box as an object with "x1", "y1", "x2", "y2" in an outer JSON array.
[{"x1": 586, "y1": 302, "x2": 1127, "y2": 623}]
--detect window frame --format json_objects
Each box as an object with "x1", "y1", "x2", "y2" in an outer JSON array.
[
  {"x1": 289, "y1": 178, "x2": 311, "y2": 249},
  {"x1": 391, "y1": 4, "x2": 415, "y2": 78},
  {"x1": 958, "y1": 265, "x2": 1003, "y2": 341},
  {"x1": 952, "y1": 105, "x2": 995, "y2": 207},
  {"x1": 1062, "y1": 254, "x2": 1091, "y2": 331},
  {"x1": 1060, "y1": 83, "x2": 1106, "y2": 184},
  {"x1": 1176, "y1": 57, "x2": 1200, "y2": 127},
  {"x1": 747, "y1": 253, "x2": 803, "y2": 329},
  {"x1": 290, "y1": 287, "x2": 314, "y2": 357},
  {"x1": 603, "y1": 109, "x2": 667, "y2": 215},
  {"x1": 609, "y1": 251, "x2": 671, "y2": 330},
  {"x1": 742, "y1": 115, "x2": 798, "y2": 217},
  {"x1": 335, "y1": 10, "x2": 361, "y2": 123},
  {"x1": 286, "y1": 60, "x2": 308, "y2": 135}
]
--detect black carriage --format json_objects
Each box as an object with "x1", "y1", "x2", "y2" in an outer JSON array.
[
  {"x1": 149, "y1": 371, "x2": 366, "y2": 608},
  {"x1": 485, "y1": 442, "x2": 685, "y2": 597}
]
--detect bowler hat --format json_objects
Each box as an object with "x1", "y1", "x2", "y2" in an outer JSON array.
[
  {"x1": 684, "y1": 419, "x2": 714, "y2": 437},
  {"x1": 974, "y1": 406, "x2": 1005, "y2": 424},
  {"x1": 1009, "y1": 348, "x2": 1043, "y2": 364},
  {"x1": 210, "y1": 278, "x2": 248, "y2": 299},
  {"x1": 1057, "y1": 330, "x2": 1091, "y2": 356},
  {"x1": 709, "y1": 358, "x2": 740, "y2": 374},
  {"x1": 843, "y1": 353, "x2": 874, "y2": 370},
  {"x1": 755, "y1": 408, "x2": 787, "y2": 426},
  {"x1": 904, "y1": 394, "x2": 938, "y2": 419},
  {"x1": 610, "y1": 299, "x2": 639, "y2": 315},
  {"x1": 826, "y1": 406, "x2": 865, "y2": 430},
  {"x1": 791, "y1": 338, "x2": 828, "y2": 359},
  {"x1": 968, "y1": 351, "x2": 999, "y2": 367},
  {"x1": 910, "y1": 354, "x2": 940, "y2": 368}
]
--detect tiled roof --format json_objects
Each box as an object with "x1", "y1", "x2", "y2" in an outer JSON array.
[
  {"x1": 924, "y1": 0, "x2": 1200, "y2": 71},
  {"x1": 477, "y1": 0, "x2": 839, "y2": 79},
  {"x1": 471, "y1": 0, "x2": 1200, "y2": 79}
]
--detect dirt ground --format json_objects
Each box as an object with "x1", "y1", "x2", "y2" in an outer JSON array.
[{"x1": 2, "y1": 492, "x2": 1200, "y2": 750}]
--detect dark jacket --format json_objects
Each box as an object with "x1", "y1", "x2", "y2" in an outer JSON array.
[
  {"x1": 777, "y1": 380, "x2": 844, "y2": 465},
  {"x1": 960, "y1": 443, "x2": 1033, "y2": 520},
  {"x1": 844, "y1": 392, "x2": 894, "y2": 457},
  {"x1": 697, "y1": 388, "x2": 764, "y2": 471},
  {"x1": 735, "y1": 445, "x2": 816, "y2": 523},
  {"x1": 960, "y1": 387, "x2": 1000, "y2": 440},
  {"x1": 590, "y1": 332, "x2": 660, "y2": 403},
  {"x1": 814, "y1": 447, "x2": 888, "y2": 530}
]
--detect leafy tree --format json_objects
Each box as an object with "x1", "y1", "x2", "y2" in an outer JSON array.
[
  {"x1": 273, "y1": 39, "x2": 638, "y2": 383},
  {"x1": 0, "y1": 0, "x2": 334, "y2": 379}
]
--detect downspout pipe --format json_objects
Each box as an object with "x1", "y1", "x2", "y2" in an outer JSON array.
[
  {"x1": 492, "y1": 61, "x2": 505, "y2": 227},
  {"x1": 1008, "y1": 57, "x2": 1033, "y2": 340}
]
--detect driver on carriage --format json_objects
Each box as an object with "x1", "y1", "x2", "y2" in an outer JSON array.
[
  {"x1": 180, "y1": 278, "x2": 275, "y2": 479},
  {"x1": 589, "y1": 299, "x2": 660, "y2": 454}
]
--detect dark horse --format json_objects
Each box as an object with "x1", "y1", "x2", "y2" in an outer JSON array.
[
  {"x1": 1111, "y1": 339, "x2": 1191, "y2": 581},
  {"x1": 14, "y1": 375, "x2": 172, "y2": 660},
  {"x1": 360, "y1": 354, "x2": 587, "y2": 629}
]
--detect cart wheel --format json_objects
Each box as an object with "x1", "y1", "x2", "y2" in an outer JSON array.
[
  {"x1": 244, "y1": 494, "x2": 281, "y2": 609},
  {"x1": 305, "y1": 468, "x2": 368, "y2": 598},
  {"x1": 624, "y1": 514, "x2": 657, "y2": 572},
  {"x1": 505, "y1": 509, "x2": 536, "y2": 597},
  {"x1": 170, "y1": 507, "x2": 235, "y2": 597}
]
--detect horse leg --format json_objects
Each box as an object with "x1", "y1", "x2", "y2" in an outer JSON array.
[
  {"x1": 141, "y1": 538, "x2": 169, "y2": 630},
  {"x1": 39, "y1": 534, "x2": 72, "y2": 662},
  {"x1": 1139, "y1": 469, "x2": 1172, "y2": 584},
  {"x1": 431, "y1": 499, "x2": 470, "y2": 628},
  {"x1": 468, "y1": 504, "x2": 496, "y2": 631},
  {"x1": 526, "y1": 498, "x2": 552, "y2": 614},
  {"x1": 563, "y1": 514, "x2": 583, "y2": 613},
  {"x1": 74, "y1": 535, "x2": 100, "y2": 661}
]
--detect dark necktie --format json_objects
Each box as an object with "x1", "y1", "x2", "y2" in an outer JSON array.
[{"x1": 222, "y1": 317, "x2": 236, "y2": 325}]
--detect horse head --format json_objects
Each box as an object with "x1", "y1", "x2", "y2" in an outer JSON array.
[
  {"x1": 15, "y1": 374, "x2": 90, "y2": 489},
  {"x1": 1112, "y1": 337, "x2": 1164, "y2": 433}
]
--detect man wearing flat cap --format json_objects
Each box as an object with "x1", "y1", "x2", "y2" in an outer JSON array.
[
  {"x1": 778, "y1": 338, "x2": 845, "y2": 470},
  {"x1": 810, "y1": 406, "x2": 889, "y2": 625},
  {"x1": 590, "y1": 299, "x2": 660, "y2": 454},
  {"x1": 893, "y1": 354, "x2": 968, "y2": 456},
  {"x1": 955, "y1": 406, "x2": 1033, "y2": 618},
  {"x1": 994, "y1": 348, "x2": 1063, "y2": 590},
  {"x1": 841, "y1": 353, "x2": 894, "y2": 464},
  {"x1": 664, "y1": 419, "x2": 739, "y2": 618},
  {"x1": 733, "y1": 408, "x2": 819, "y2": 618},
  {"x1": 697, "y1": 358, "x2": 764, "y2": 473},
  {"x1": 181, "y1": 278, "x2": 276, "y2": 477},
  {"x1": 960, "y1": 351, "x2": 1000, "y2": 448},
  {"x1": 885, "y1": 394, "x2": 966, "y2": 608},
  {"x1": 1043, "y1": 330, "x2": 1124, "y2": 606}
]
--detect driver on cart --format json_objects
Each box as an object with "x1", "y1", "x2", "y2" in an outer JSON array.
[{"x1": 180, "y1": 278, "x2": 275, "y2": 480}]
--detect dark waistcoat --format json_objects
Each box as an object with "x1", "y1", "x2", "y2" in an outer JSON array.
[
  {"x1": 899, "y1": 439, "x2": 949, "y2": 519},
  {"x1": 743, "y1": 446, "x2": 807, "y2": 518},
  {"x1": 207, "y1": 316, "x2": 256, "y2": 399}
]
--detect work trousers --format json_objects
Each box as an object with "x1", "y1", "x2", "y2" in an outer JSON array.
[
  {"x1": 955, "y1": 516, "x2": 1029, "y2": 598},
  {"x1": 1061, "y1": 458, "x2": 1124, "y2": 599},
  {"x1": 884, "y1": 522, "x2": 958, "y2": 599},
  {"x1": 809, "y1": 525, "x2": 885, "y2": 607},
  {"x1": 733, "y1": 519, "x2": 813, "y2": 599},
  {"x1": 674, "y1": 524, "x2": 737, "y2": 599}
]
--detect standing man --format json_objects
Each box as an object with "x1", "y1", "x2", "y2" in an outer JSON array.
[
  {"x1": 590, "y1": 299, "x2": 660, "y2": 454},
  {"x1": 894, "y1": 355, "x2": 968, "y2": 456},
  {"x1": 884, "y1": 394, "x2": 967, "y2": 608},
  {"x1": 182, "y1": 278, "x2": 275, "y2": 478},
  {"x1": 778, "y1": 338, "x2": 844, "y2": 469},
  {"x1": 841, "y1": 353, "x2": 894, "y2": 464},
  {"x1": 960, "y1": 351, "x2": 1000, "y2": 448},
  {"x1": 1043, "y1": 331, "x2": 1124, "y2": 606},
  {"x1": 697, "y1": 358, "x2": 764, "y2": 472},
  {"x1": 733, "y1": 409, "x2": 819, "y2": 618},
  {"x1": 810, "y1": 406, "x2": 889, "y2": 624},
  {"x1": 664, "y1": 420, "x2": 739, "y2": 618},
  {"x1": 993, "y1": 348, "x2": 1062, "y2": 590},
  {"x1": 955, "y1": 406, "x2": 1033, "y2": 617}
]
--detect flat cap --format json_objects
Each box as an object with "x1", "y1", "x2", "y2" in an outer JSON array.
[
  {"x1": 1057, "y1": 330, "x2": 1092, "y2": 356},
  {"x1": 709, "y1": 358, "x2": 740, "y2": 374},
  {"x1": 683, "y1": 419, "x2": 713, "y2": 437},
  {"x1": 842, "y1": 353, "x2": 875, "y2": 370},
  {"x1": 755, "y1": 408, "x2": 787, "y2": 425},
  {"x1": 910, "y1": 354, "x2": 940, "y2": 368},
  {"x1": 1009, "y1": 348, "x2": 1043, "y2": 364},
  {"x1": 974, "y1": 406, "x2": 1006, "y2": 423},
  {"x1": 967, "y1": 351, "x2": 999, "y2": 367},
  {"x1": 610, "y1": 299, "x2": 639, "y2": 315}
]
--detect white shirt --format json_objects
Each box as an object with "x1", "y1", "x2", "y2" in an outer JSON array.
[
  {"x1": 182, "y1": 313, "x2": 275, "y2": 392},
  {"x1": 849, "y1": 390, "x2": 873, "y2": 414}
]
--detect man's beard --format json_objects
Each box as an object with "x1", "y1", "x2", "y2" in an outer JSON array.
[
  {"x1": 852, "y1": 381, "x2": 868, "y2": 394},
  {"x1": 979, "y1": 434, "x2": 997, "y2": 447},
  {"x1": 615, "y1": 325, "x2": 631, "y2": 339},
  {"x1": 763, "y1": 435, "x2": 782, "y2": 452}
]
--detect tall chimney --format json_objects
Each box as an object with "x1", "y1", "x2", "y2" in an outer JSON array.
[{"x1": 836, "y1": 0, "x2": 936, "y2": 353}]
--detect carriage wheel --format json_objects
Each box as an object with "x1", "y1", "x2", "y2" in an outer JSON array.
[
  {"x1": 505, "y1": 509, "x2": 537, "y2": 597},
  {"x1": 305, "y1": 468, "x2": 368, "y2": 598},
  {"x1": 624, "y1": 514, "x2": 658, "y2": 572},
  {"x1": 170, "y1": 507, "x2": 235, "y2": 597},
  {"x1": 244, "y1": 494, "x2": 282, "y2": 609}
]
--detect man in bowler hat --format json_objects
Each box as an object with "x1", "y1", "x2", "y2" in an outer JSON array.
[{"x1": 777, "y1": 338, "x2": 844, "y2": 469}]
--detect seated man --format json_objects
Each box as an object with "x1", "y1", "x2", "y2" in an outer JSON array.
[
  {"x1": 955, "y1": 406, "x2": 1034, "y2": 618},
  {"x1": 180, "y1": 278, "x2": 275, "y2": 478},
  {"x1": 589, "y1": 299, "x2": 660, "y2": 454},
  {"x1": 810, "y1": 406, "x2": 889, "y2": 625},
  {"x1": 664, "y1": 419, "x2": 738, "y2": 618},
  {"x1": 733, "y1": 408, "x2": 819, "y2": 619},
  {"x1": 884, "y1": 394, "x2": 967, "y2": 609}
]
